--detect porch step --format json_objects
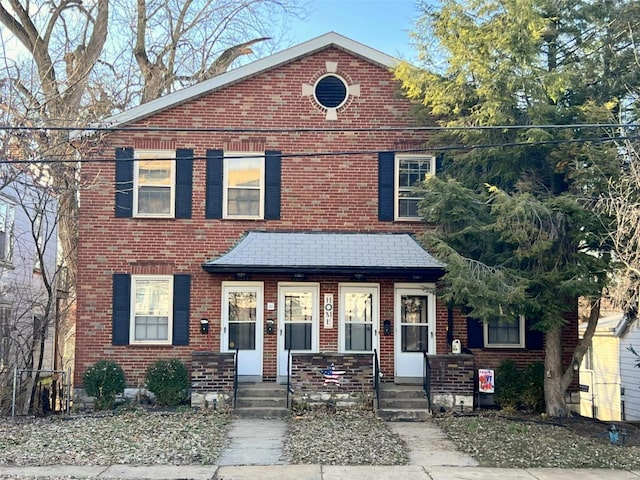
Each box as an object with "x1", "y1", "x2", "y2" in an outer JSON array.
[
  {"x1": 234, "y1": 383, "x2": 289, "y2": 419},
  {"x1": 376, "y1": 384, "x2": 431, "y2": 421}
]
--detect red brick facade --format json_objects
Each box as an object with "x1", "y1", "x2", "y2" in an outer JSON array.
[{"x1": 74, "y1": 35, "x2": 578, "y2": 402}]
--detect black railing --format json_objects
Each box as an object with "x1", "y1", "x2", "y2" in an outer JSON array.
[
  {"x1": 233, "y1": 348, "x2": 239, "y2": 409},
  {"x1": 373, "y1": 348, "x2": 381, "y2": 410},
  {"x1": 286, "y1": 348, "x2": 292, "y2": 409},
  {"x1": 423, "y1": 350, "x2": 432, "y2": 412}
]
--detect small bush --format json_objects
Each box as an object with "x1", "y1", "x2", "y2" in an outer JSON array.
[
  {"x1": 494, "y1": 359, "x2": 522, "y2": 411},
  {"x1": 493, "y1": 359, "x2": 545, "y2": 413},
  {"x1": 521, "y1": 362, "x2": 545, "y2": 412},
  {"x1": 145, "y1": 358, "x2": 189, "y2": 406},
  {"x1": 83, "y1": 360, "x2": 126, "y2": 410}
]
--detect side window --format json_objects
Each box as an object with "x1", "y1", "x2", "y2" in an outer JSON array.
[
  {"x1": 0, "y1": 200, "x2": 15, "y2": 264},
  {"x1": 395, "y1": 154, "x2": 435, "y2": 220},
  {"x1": 223, "y1": 153, "x2": 264, "y2": 219},
  {"x1": 484, "y1": 315, "x2": 525, "y2": 348},
  {"x1": 130, "y1": 275, "x2": 173, "y2": 344},
  {"x1": 0, "y1": 303, "x2": 11, "y2": 366},
  {"x1": 134, "y1": 149, "x2": 175, "y2": 217}
]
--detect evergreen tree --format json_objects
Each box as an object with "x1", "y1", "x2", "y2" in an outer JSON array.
[{"x1": 396, "y1": 0, "x2": 640, "y2": 415}]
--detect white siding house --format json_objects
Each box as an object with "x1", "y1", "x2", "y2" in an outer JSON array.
[
  {"x1": 579, "y1": 313, "x2": 640, "y2": 421},
  {"x1": 0, "y1": 166, "x2": 59, "y2": 413}
]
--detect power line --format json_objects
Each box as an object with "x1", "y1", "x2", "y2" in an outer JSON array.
[
  {"x1": 0, "y1": 123, "x2": 638, "y2": 134},
  {"x1": 0, "y1": 133, "x2": 633, "y2": 164}
]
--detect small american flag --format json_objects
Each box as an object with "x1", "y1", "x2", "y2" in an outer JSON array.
[{"x1": 320, "y1": 364, "x2": 345, "y2": 386}]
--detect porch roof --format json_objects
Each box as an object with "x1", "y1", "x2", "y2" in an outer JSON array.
[{"x1": 202, "y1": 232, "x2": 446, "y2": 279}]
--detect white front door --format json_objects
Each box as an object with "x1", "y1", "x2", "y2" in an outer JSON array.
[
  {"x1": 277, "y1": 283, "x2": 320, "y2": 379},
  {"x1": 394, "y1": 284, "x2": 436, "y2": 378},
  {"x1": 221, "y1": 282, "x2": 263, "y2": 378},
  {"x1": 339, "y1": 284, "x2": 379, "y2": 353}
]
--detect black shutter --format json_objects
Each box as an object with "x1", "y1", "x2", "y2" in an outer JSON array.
[
  {"x1": 525, "y1": 318, "x2": 544, "y2": 350},
  {"x1": 467, "y1": 317, "x2": 484, "y2": 349},
  {"x1": 264, "y1": 150, "x2": 282, "y2": 220},
  {"x1": 378, "y1": 151, "x2": 395, "y2": 221},
  {"x1": 435, "y1": 153, "x2": 444, "y2": 175},
  {"x1": 115, "y1": 147, "x2": 134, "y2": 218},
  {"x1": 112, "y1": 274, "x2": 131, "y2": 345},
  {"x1": 172, "y1": 274, "x2": 191, "y2": 346},
  {"x1": 205, "y1": 149, "x2": 224, "y2": 219},
  {"x1": 175, "y1": 148, "x2": 193, "y2": 218}
]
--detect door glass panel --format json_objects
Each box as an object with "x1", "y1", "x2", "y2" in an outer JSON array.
[
  {"x1": 228, "y1": 291, "x2": 256, "y2": 350},
  {"x1": 401, "y1": 295, "x2": 428, "y2": 352},
  {"x1": 284, "y1": 292, "x2": 313, "y2": 350},
  {"x1": 344, "y1": 292, "x2": 373, "y2": 351}
]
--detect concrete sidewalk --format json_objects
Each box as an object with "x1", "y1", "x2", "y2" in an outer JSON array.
[{"x1": 0, "y1": 464, "x2": 638, "y2": 479}]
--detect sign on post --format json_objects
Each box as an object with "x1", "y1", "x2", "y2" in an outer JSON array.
[{"x1": 479, "y1": 369, "x2": 495, "y2": 393}]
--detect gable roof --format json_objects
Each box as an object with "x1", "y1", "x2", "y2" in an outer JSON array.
[
  {"x1": 90, "y1": 32, "x2": 398, "y2": 132},
  {"x1": 202, "y1": 232, "x2": 445, "y2": 279}
]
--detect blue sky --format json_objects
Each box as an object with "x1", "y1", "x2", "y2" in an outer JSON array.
[{"x1": 288, "y1": 0, "x2": 422, "y2": 60}]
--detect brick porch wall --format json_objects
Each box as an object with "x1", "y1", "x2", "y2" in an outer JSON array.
[
  {"x1": 190, "y1": 351, "x2": 235, "y2": 409},
  {"x1": 290, "y1": 353, "x2": 374, "y2": 408},
  {"x1": 428, "y1": 354, "x2": 475, "y2": 411}
]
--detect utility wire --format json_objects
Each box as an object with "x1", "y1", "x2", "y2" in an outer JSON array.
[
  {"x1": 0, "y1": 123, "x2": 638, "y2": 134},
  {"x1": 0, "y1": 133, "x2": 634, "y2": 165}
]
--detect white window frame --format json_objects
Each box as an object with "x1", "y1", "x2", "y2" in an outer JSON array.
[
  {"x1": 223, "y1": 152, "x2": 265, "y2": 219},
  {"x1": 133, "y1": 149, "x2": 175, "y2": 218},
  {"x1": 484, "y1": 314, "x2": 525, "y2": 348},
  {"x1": 0, "y1": 198, "x2": 15, "y2": 265},
  {"x1": 395, "y1": 154, "x2": 436, "y2": 221},
  {"x1": 130, "y1": 275, "x2": 173, "y2": 345}
]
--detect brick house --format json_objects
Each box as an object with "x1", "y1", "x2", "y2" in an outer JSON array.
[{"x1": 74, "y1": 33, "x2": 578, "y2": 411}]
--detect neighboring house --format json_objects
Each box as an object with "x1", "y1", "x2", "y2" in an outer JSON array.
[
  {"x1": 580, "y1": 313, "x2": 640, "y2": 421},
  {"x1": 74, "y1": 33, "x2": 578, "y2": 410},
  {"x1": 0, "y1": 165, "x2": 60, "y2": 413}
]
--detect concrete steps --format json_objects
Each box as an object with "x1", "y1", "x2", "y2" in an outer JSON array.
[
  {"x1": 377, "y1": 384, "x2": 431, "y2": 421},
  {"x1": 234, "y1": 383, "x2": 289, "y2": 419}
]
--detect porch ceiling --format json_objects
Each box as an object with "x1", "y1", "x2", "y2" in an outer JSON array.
[{"x1": 202, "y1": 232, "x2": 446, "y2": 279}]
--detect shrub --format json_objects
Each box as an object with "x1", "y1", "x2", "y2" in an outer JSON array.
[
  {"x1": 83, "y1": 360, "x2": 126, "y2": 410},
  {"x1": 521, "y1": 362, "x2": 545, "y2": 413},
  {"x1": 145, "y1": 358, "x2": 189, "y2": 406},
  {"x1": 494, "y1": 359, "x2": 522, "y2": 411}
]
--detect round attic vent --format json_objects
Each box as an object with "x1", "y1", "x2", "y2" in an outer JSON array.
[{"x1": 314, "y1": 74, "x2": 348, "y2": 109}]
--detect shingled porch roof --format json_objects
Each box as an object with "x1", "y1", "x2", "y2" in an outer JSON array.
[{"x1": 202, "y1": 232, "x2": 445, "y2": 280}]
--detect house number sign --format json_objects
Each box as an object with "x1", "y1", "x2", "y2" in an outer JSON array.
[{"x1": 324, "y1": 293, "x2": 334, "y2": 329}]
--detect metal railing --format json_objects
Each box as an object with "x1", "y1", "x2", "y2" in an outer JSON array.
[
  {"x1": 286, "y1": 348, "x2": 292, "y2": 409},
  {"x1": 373, "y1": 348, "x2": 381, "y2": 410},
  {"x1": 233, "y1": 348, "x2": 239, "y2": 409},
  {"x1": 423, "y1": 350, "x2": 432, "y2": 412}
]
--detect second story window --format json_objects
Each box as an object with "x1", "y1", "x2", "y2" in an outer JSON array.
[
  {"x1": 0, "y1": 200, "x2": 15, "y2": 264},
  {"x1": 33, "y1": 209, "x2": 45, "y2": 272},
  {"x1": 134, "y1": 150, "x2": 175, "y2": 217},
  {"x1": 395, "y1": 154, "x2": 436, "y2": 220},
  {"x1": 223, "y1": 153, "x2": 264, "y2": 219}
]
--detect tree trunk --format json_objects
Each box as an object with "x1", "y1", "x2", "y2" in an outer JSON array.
[{"x1": 544, "y1": 324, "x2": 567, "y2": 416}]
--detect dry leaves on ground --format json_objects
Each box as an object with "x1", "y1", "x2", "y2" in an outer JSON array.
[
  {"x1": 435, "y1": 413, "x2": 640, "y2": 470},
  {"x1": 284, "y1": 410, "x2": 409, "y2": 465}
]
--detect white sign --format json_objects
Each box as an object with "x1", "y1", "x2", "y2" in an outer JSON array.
[
  {"x1": 479, "y1": 369, "x2": 495, "y2": 393},
  {"x1": 324, "y1": 293, "x2": 334, "y2": 328}
]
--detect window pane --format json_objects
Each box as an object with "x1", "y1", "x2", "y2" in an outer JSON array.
[
  {"x1": 285, "y1": 323, "x2": 312, "y2": 350},
  {"x1": 488, "y1": 318, "x2": 521, "y2": 344},
  {"x1": 135, "y1": 280, "x2": 171, "y2": 316},
  {"x1": 401, "y1": 296, "x2": 427, "y2": 324},
  {"x1": 344, "y1": 293, "x2": 373, "y2": 323},
  {"x1": 227, "y1": 158, "x2": 261, "y2": 187},
  {"x1": 285, "y1": 293, "x2": 313, "y2": 322},
  {"x1": 402, "y1": 325, "x2": 428, "y2": 352},
  {"x1": 345, "y1": 323, "x2": 372, "y2": 351},
  {"x1": 227, "y1": 188, "x2": 260, "y2": 216},
  {"x1": 138, "y1": 186, "x2": 171, "y2": 214},
  {"x1": 139, "y1": 160, "x2": 172, "y2": 186},
  {"x1": 228, "y1": 292, "x2": 256, "y2": 321},
  {"x1": 135, "y1": 316, "x2": 168, "y2": 341},
  {"x1": 229, "y1": 323, "x2": 256, "y2": 350}
]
